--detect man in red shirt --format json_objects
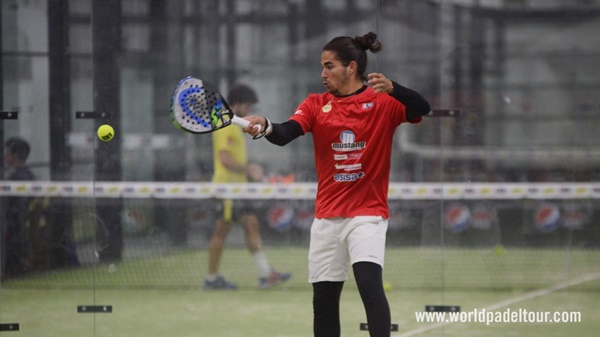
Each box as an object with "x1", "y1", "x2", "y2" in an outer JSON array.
[{"x1": 244, "y1": 32, "x2": 431, "y2": 337}]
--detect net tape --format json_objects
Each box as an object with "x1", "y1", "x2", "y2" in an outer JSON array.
[{"x1": 0, "y1": 181, "x2": 597, "y2": 200}]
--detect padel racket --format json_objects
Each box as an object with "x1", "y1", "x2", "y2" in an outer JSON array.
[{"x1": 170, "y1": 76, "x2": 258, "y2": 134}]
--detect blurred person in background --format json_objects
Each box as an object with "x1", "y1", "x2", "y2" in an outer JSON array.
[
  {"x1": 203, "y1": 84, "x2": 291, "y2": 290},
  {"x1": 243, "y1": 32, "x2": 431, "y2": 337},
  {"x1": 1, "y1": 137, "x2": 35, "y2": 279}
]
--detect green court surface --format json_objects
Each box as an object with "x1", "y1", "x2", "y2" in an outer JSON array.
[{"x1": 1, "y1": 248, "x2": 599, "y2": 337}]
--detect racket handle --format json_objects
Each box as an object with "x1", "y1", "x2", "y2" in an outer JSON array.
[{"x1": 232, "y1": 115, "x2": 261, "y2": 131}]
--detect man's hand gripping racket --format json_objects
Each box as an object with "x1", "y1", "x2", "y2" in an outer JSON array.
[{"x1": 170, "y1": 76, "x2": 261, "y2": 135}]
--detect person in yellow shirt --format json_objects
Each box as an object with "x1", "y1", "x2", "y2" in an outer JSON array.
[{"x1": 204, "y1": 84, "x2": 291, "y2": 290}]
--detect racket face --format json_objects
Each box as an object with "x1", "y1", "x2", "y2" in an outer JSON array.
[{"x1": 170, "y1": 77, "x2": 234, "y2": 134}]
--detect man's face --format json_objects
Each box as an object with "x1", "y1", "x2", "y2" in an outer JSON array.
[
  {"x1": 320, "y1": 50, "x2": 351, "y2": 96},
  {"x1": 4, "y1": 147, "x2": 18, "y2": 168}
]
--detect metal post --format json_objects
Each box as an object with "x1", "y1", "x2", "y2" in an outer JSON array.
[{"x1": 92, "y1": 0, "x2": 123, "y2": 262}]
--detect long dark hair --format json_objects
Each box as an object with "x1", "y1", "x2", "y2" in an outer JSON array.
[{"x1": 322, "y1": 32, "x2": 383, "y2": 81}]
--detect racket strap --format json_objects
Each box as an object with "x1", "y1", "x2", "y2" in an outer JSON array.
[{"x1": 253, "y1": 117, "x2": 272, "y2": 140}]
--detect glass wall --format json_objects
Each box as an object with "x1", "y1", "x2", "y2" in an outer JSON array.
[{"x1": 1, "y1": 0, "x2": 599, "y2": 336}]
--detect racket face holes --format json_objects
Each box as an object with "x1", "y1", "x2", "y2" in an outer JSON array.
[{"x1": 173, "y1": 78, "x2": 228, "y2": 132}]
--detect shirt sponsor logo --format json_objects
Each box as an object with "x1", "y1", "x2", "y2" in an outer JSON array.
[
  {"x1": 334, "y1": 153, "x2": 363, "y2": 160},
  {"x1": 332, "y1": 130, "x2": 366, "y2": 152},
  {"x1": 335, "y1": 163, "x2": 362, "y2": 171},
  {"x1": 333, "y1": 172, "x2": 365, "y2": 182},
  {"x1": 340, "y1": 130, "x2": 355, "y2": 143},
  {"x1": 362, "y1": 102, "x2": 374, "y2": 110},
  {"x1": 332, "y1": 142, "x2": 366, "y2": 151}
]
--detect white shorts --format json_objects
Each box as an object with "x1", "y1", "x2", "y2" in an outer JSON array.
[{"x1": 308, "y1": 216, "x2": 388, "y2": 283}]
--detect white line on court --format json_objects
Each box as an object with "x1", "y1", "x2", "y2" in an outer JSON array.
[{"x1": 394, "y1": 272, "x2": 600, "y2": 337}]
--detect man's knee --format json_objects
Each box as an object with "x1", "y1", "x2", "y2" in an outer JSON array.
[
  {"x1": 212, "y1": 219, "x2": 231, "y2": 239},
  {"x1": 353, "y1": 262, "x2": 385, "y2": 299}
]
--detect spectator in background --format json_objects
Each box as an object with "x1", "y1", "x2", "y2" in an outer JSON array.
[{"x1": 1, "y1": 137, "x2": 35, "y2": 279}]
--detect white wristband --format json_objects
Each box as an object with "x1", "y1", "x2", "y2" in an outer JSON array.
[
  {"x1": 252, "y1": 117, "x2": 271, "y2": 140},
  {"x1": 264, "y1": 118, "x2": 273, "y2": 135}
]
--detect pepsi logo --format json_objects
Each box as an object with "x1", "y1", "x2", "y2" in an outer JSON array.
[
  {"x1": 534, "y1": 203, "x2": 561, "y2": 232},
  {"x1": 444, "y1": 203, "x2": 471, "y2": 233},
  {"x1": 267, "y1": 204, "x2": 295, "y2": 232}
]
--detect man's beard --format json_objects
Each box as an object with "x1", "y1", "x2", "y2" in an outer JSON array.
[{"x1": 328, "y1": 71, "x2": 349, "y2": 96}]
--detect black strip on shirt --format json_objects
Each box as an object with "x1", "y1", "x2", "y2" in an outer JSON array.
[
  {"x1": 390, "y1": 81, "x2": 431, "y2": 120},
  {"x1": 265, "y1": 120, "x2": 304, "y2": 146}
]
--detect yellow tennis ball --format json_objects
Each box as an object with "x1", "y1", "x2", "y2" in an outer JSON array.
[
  {"x1": 97, "y1": 124, "x2": 114, "y2": 142},
  {"x1": 494, "y1": 244, "x2": 505, "y2": 256},
  {"x1": 383, "y1": 281, "x2": 393, "y2": 292}
]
